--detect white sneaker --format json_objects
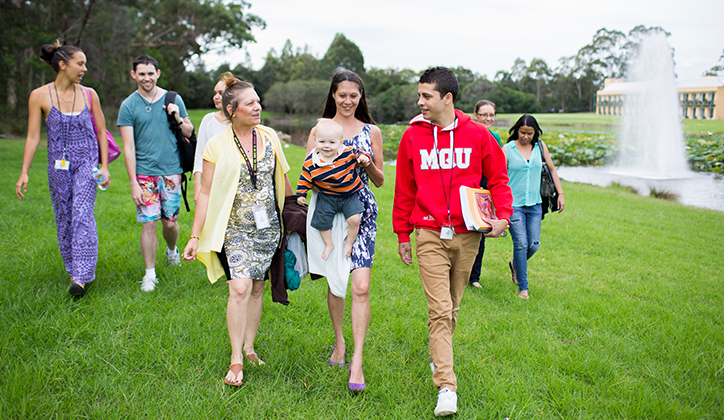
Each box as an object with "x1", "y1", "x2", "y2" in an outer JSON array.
[
  {"x1": 434, "y1": 387, "x2": 458, "y2": 417},
  {"x1": 140, "y1": 274, "x2": 157, "y2": 292},
  {"x1": 166, "y1": 247, "x2": 180, "y2": 265}
]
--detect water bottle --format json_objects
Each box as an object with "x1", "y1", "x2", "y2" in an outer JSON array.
[{"x1": 92, "y1": 167, "x2": 108, "y2": 191}]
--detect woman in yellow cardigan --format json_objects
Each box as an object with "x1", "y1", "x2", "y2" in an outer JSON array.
[{"x1": 182, "y1": 78, "x2": 293, "y2": 386}]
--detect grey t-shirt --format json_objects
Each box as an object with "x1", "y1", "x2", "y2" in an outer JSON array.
[{"x1": 117, "y1": 90, "x2": 188, "y2": 176}]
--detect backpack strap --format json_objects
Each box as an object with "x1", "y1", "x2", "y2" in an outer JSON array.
[{"x1": 164, "y1": 90, "x2": 191, "y2": 212}]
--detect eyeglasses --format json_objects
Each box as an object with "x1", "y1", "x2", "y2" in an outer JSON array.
[{"x1": 476, "y1": 113, "x2": 495, "y2": 118}]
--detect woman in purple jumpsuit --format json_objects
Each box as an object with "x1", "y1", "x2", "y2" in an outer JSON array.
[{"x1": 15, "y1": 41, "x2": 111, "y2": 297}]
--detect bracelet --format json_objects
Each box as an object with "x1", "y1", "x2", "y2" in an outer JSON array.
[{"x1": 189, "y1": 236, "x2": 199, "y2": 240}]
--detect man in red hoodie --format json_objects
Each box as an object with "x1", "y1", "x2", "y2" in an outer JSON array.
[{"x1": 393, "y1": 67, "x2": 513, "y2": 417}]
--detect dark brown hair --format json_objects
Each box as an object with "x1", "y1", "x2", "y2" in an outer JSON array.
[
  {"x1": 508, "y1": 114, "x2": 543, "y2": 143},
  {"x1": 419, "y1": 66, "x2": 459, "y2": 103},
  {"x1": 321, "y1": 70, "x2": 375, "y2": 124},
  {"x1": 40, "y1": 40, "x2": 83, "y2": 73},
  {"x1": 132, "y1": 54, "x2": 159, "y2": 72}
]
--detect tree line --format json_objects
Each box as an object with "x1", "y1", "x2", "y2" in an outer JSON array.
[{"x1": 1, "y1": 0, "x2": 678, "y2": 131}]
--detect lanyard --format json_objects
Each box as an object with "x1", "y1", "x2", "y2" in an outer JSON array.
[
  {"x1": 54, "y1": 82, "x2": 76, "y2": 161},
  {"x1": 432, "y1": 118, "x2": 457, "y2": 226},
  {"x1": 233, "y1": 128, "x2": 258, "y2": 189}
]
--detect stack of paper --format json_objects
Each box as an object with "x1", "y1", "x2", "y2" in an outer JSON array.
[{"x1": 459, "y1": 186, "x2": 498, "y2": 232}]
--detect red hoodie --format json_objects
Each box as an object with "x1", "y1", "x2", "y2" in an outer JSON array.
[{"x1": 393, "y1": 109, "x2": 513, "y2": 243}]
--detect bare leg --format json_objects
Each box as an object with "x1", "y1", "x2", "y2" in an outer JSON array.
[
  {"x1": 344, "y1": 214, "x2": 361, "y2": 258},
  {"x1": 320, "y1": 229, "x2": 334, "y2": 260},
  {"x1": 161, "y1": 219, "x2": 179, "y2": 251},
  {"x1": 140, "y1": 220, "x2": 158, "y2": 269},
  {"x1": 327, "y1": 286, "x2": 346, "y2": 364},
  {"x1": 226, "y1": 277, "x2": 253, "y2": 383},
  {"x1": 348, "y1": 268, "x2": 370, "y2": 385},
  {"x1": 243, "y1": 279, "x2": 265, "y2": 361}
]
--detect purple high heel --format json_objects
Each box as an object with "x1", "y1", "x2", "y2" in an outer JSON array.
[
  {"x1": 348, "y1": 363, "x2": 366, "y2": 391},
  {"x1": 328, "y1": 345, "x2": 345, "y2": 367}
]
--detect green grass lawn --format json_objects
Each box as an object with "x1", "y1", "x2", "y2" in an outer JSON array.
[{"x1": 2, "y1": 136, "x2": 723, "y2": 419}]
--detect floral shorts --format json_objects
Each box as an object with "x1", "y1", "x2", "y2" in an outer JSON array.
[{"x1": 136, "y1": 174, "x2": 181, "y2": 223}]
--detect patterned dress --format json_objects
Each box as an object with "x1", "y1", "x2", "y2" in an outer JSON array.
[
  {"x1": 46, "y1": 85, "x2": 99, "y2": 284},
  {"x1": 223, "y1": 137, "x2": 281, "y2": 280},
  {"x1": 344, "y1": 124, "x2": 378, "y2": 270}
]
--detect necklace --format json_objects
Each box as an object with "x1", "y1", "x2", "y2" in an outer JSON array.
[
  {"x1": 139, "y1": 87, "x2": 158, "y2": 112},
  {"x1": 54, "y1": 82, "x2": 76, "y2": 114}
]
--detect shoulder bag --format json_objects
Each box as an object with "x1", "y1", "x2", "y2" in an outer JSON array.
[{"x1": 86, "y1": 88, "x2": 121, "y2": 164}]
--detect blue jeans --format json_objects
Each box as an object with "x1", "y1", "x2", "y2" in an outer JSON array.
[{"x1": 509, "y1": 204, "x2": 542, "y2": 292}]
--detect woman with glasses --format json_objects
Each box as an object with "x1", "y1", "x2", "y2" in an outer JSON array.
[{"x1": 468, "y1": 100, "x2": 501, "y2": 288}]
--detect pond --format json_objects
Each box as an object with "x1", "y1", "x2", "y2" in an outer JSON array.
[
  {"x1": 262, "y1": 116, "x2": 316, "y2": 147},
  {"x1": 557, "y1": 166, "x2": 724, "y2": 212}
]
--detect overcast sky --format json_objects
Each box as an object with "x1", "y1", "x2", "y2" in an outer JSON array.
[{"x1": 203, "y1": 0, "x2": 723, "y2": 81}]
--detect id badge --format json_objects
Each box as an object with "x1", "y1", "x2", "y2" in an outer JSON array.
[
  {"x1": 55, "y1": 159, "x2": 70, "y2": 171},
  {"x1": 440, "y1": 226, "x2": 454, "y2": 240},
  {"x1": 252, "y1": 204, "x2": 270, "y2": 229}
]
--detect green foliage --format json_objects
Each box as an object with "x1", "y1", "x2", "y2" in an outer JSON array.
[
  {"x1": 378, "y1": 124, "x2": 409, "y2": 160},
  {"x1": 544, "y1": 130, "x2": 619, "y2": 166},
  {"x1": 2, "y1": 139, "x2": 724, "y2": 419},
  {"x1": 371, "y1": 84, "x2": 420, "y2": 124},
  {"x1": 685, "y1": 135, "x2": 724, "y2": 173},
  {"x1": 264, "y1": 80, "x2": 329, "y2": 115},
  {"x1": 365, "y1": 67, "x2": 418, "y2": 97},
  {"x1": 0, "y1": 0, "x2": 263, "y2": 132},
  {"x1": 459, "y1": 79, "x2": 541, "y2": 115},
  {"x1": 319, "y1": 33, "x2": 366, "y2": 78}
]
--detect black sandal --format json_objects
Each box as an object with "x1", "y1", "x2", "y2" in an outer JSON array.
[{"x1": 69, "y1": 283, "x2": 86, "y2": 297}]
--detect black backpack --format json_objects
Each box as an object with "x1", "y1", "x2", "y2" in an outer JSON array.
[{"x1": 164, "y1": 91, "x2": 197, "y2": 211}]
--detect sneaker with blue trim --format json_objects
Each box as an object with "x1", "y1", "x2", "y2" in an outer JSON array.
[{"x1": 434, "y1": 387, "x2": 458, "y2": 417}]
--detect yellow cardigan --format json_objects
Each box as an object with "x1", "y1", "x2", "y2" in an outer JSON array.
[{"x1": 197, "y1": 125, "x2": 290, "y2": 283}]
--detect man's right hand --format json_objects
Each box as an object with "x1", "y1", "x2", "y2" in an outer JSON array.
[
  {"x1": 398, "y1": 242, "x2": 413, "y2": 266},
  {"x1": 130, "y1": 182, "x2": 143, "y2": 206}
]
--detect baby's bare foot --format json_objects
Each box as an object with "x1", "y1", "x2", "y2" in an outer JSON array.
[{"x1": 322, "y1": 244, "x2": 334, "y2": 260}]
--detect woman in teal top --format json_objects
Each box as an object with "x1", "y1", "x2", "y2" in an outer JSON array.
[{"x1": 502, "y1": 115, "x2": 565, "y2": 299}]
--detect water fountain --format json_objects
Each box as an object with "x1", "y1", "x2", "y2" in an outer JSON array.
[
  {"x1": 614, "y1": 33, "x2": 689, "y2": 179},
  {"x1": 557, "y1": 33, "x2": 724, "y2": 212}
]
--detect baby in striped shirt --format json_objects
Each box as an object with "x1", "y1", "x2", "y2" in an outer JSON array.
[{"x1": 297, "y1": 119, "x2": 370, "y2": 260}]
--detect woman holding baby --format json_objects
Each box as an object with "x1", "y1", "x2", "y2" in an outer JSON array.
[{"x1": 305, "y1": 70, "x2": 384, "y2": 391}]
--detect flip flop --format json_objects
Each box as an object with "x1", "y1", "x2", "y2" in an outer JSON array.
[
  {"x1": 224, "y1": 363, "x2": 243, "y2": 386},
  {"x1": 245, "y1": 352, "x2": 265, "y2": 366}
]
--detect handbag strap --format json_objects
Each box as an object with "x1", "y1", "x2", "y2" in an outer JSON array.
[
  {"x1": 86, "y1": 87, "x2": 99, "y2": 132},
  {"x1": 538, "y1": 140, "x2": 544, "y2": 165}
]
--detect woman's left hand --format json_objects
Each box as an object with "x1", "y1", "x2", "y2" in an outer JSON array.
[
  {"x1": 557, "y1": 194, "x2": 566, "y2": 213},
  {"x1": 182, "y1": 239, "x2": 198, "y2": 262}
]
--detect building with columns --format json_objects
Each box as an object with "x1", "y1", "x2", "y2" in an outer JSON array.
[{"x1": 596, "y1": 76, "x2": 724, "y2": 120}]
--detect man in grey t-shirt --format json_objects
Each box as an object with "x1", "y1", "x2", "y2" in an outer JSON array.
[{"x1": 118, "y1": 54, "x2": 194, "y2": 292}]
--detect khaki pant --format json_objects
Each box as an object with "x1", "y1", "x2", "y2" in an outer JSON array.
[{"x1": 415, "y1": 228, "x2": 481, "y2": 392}]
